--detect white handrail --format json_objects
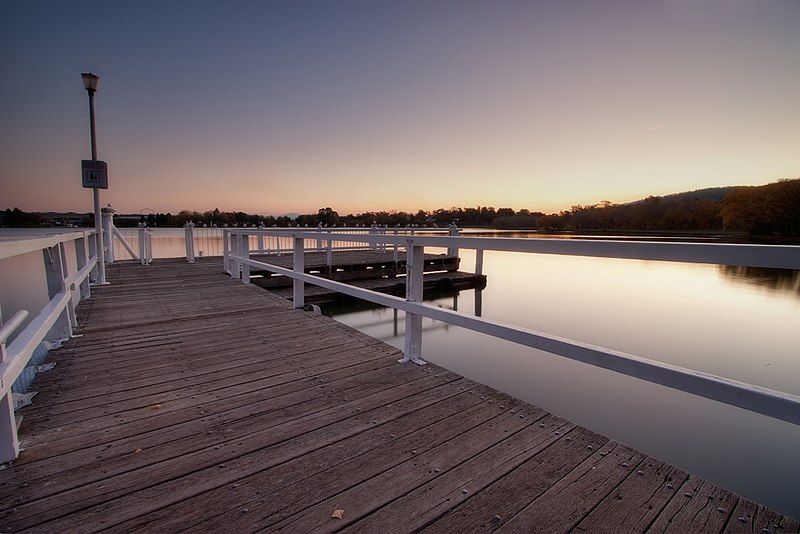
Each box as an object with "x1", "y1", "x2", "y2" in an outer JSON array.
[
  {"x1": 0, "y1": 231, "x2": 99, "y2": 461},
  {"x1": 226, "y1": 229, "x2": 800, "y2": 270},
  {"x1": 0, "y1": 311, "x2": 29, "y2": 347},
  {"x1": 227, "y1": 229, "x2": 800, "y2": 426}
]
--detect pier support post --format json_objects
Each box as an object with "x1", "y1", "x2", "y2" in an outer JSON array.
[
  {"x1": 475, "y1": 248, "x2": 484, "y2": 276},
  {"x1": 240, "y1": 233, "x2": 250, "y2": 285},
  {"x1": 401, "y1": 243, "x2": 426, "y2": 364},
  {"x1": 293, "y1": 236, "x2": 305, "y2": 308}
]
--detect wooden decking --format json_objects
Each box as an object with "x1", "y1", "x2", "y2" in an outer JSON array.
[{"x1": 0, "y1": 259, "x2": 796, "y2": 533}]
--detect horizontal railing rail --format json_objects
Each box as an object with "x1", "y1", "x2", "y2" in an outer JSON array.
[
  {"x1": 0, "y1": 230, "x2": 99, "y2": 462},
  {"x1": 225, "y1": 229, "x2": 800, "y2": 427}
]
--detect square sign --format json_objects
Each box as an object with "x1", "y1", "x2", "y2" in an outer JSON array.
[{"x1": 81, "y1": 160, "x2": 108, "y2": 189}]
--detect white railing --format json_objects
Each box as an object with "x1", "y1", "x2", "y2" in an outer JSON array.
[
  {"x1": 225, "y1": 229, "x2": 800, "y2": 427},
  {"x1": 219, "y1": 225, "x2": 458, "y2": 268},
  {"x1": 0, "y1": 230, "x2": 99, "y2": 462}
]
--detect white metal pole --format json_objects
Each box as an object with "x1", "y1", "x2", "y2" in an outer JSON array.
[
  {"x1": 240, "y1": 233, "x2": 250, "y2": 284},
  {"x1": 87, "y1": 89, "x2": 107, "y2": 285},
  {"x1": 401, "y1": 243, "x2": 426, "y2": 364},
  {"x1": 293, "y1": 236, "x2": 305, "y2": 308}
]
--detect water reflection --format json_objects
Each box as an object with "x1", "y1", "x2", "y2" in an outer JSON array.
[{"x1": 719, "y1": 265, "x2": 800, "y2": 295}]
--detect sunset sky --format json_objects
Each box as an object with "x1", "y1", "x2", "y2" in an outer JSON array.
[{"x1": 2, "y1": 1, "x2": 799, "y2": 215}]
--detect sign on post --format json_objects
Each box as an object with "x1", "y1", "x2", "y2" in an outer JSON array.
[{"x1": 81, "y1": 160, "x2": 108, "y2": 189}]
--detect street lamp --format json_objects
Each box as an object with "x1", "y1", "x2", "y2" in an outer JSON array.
[{"x1": 81, "y1": 72, "x2": 107, "y2": 284}]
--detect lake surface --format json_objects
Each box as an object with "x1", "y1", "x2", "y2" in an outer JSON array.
[{"x1": 318, "y1": 234, "x2": 800, "y2": 518}]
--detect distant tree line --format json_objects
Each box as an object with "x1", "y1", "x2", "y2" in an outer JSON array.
[
  {"x1": 0, "y1": 208, "x2": 44, "y2": 227},
  {"x1": 3, "y1": 178, "x2": 798, "y2": 235}
]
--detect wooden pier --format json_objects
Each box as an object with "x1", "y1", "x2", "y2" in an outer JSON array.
[
  {"x1": 248, "y1": 250, "x2": 460, "y2": 288},
  {"x1": 0, "y1": 259, "x2": 796, "y2": 533}
]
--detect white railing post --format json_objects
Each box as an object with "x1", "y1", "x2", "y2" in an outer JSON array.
[
  {"x1": 75, "y1": 236, "x2": 91, "y2": 299},
  {"x1": 89, "y1": 231, "x2": 98, "y2": 285},
  {"x1": 316, "y1": 227, "x2": 323, "y2": 252},
  {"x1": 232, "y1": 234, "x2": 241, "y2": 279},
  {"x1": 137, "y1": 226, "x2": 147, "y2": 265},
  {"x1": 393, "y1": 229, "x2": 399, "y2": 264},
  {"x1": 293, "y1": 236, "x2": 304, "y2": 308},
  {"x1": 102, "y1": 206, "x2": 115, "y2": 263},
  {"x1": 326, "y1": 231, "x2": 333, "y2": 270},
  {"x1": 184, "y1": 222, "x2": 195, "y2": 263},
  {"x1": 240, "y1": 233, "x2": 250, "y2": 284},
  {"x1": 0, "y1": 310, "x2": 19, "y2": 462},
  {"x1": 222, "y1": 229, "x2": 231, "y2": 274},
  {"x1": 447, "y1": 223, "x2": 460, "y2": 257},
  {"x1": 256, "y1": 232, "x2": 264, "y2": 254},
  {"x1": 401, "y1": 243, "x2": 426, "y2": 364},
  {"x1": 475, "y1": 248, "x2": 484, "y2": 276},
  {"x1": 369, "y1": 225, "x2": 378, "y2": 252},
  {"x1": 145, "y1": 229, "x2": 153, "y2": 263},
  {"x1": 59, "y1": 242, "x2": 78, "y2": 329},
  {"x1": 43, "y1": 245, "x2": 72, "y2": 340}
]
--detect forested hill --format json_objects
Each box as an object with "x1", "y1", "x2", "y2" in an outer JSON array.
[
  {"x1": 646, "y1": 186, "x2": 734, "y2": 203},
  {"x1": 494, "y1": 179, "x2": 800, "y2": 235}
]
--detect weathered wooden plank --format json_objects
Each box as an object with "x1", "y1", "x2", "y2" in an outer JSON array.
[
  {"x1": 647, "y1": 475, "x2": 740, "y2": 533},
  {"x1": 113, "y1": 384, "x2": 501, "y2": 532},
  {"x1": 573, "y1": 460, "x2": 689, "y2": 533},
  {"x1": 5, "y1": 376, "x2": 468, "y2": 531},
  {"x1": 343, "y1": 414, "x2": 576, "y2": 533},
  {"x1": 420, "y1": 428, "x2": 610, "y2": 533},
  {"x1": 494, "y1": 443, "x2": 647, "y2": 533},
  {"x1": 723, "y1": 498, "x2": 800, "y2": 533}
]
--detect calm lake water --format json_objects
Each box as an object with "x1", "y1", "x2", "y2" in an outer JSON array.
[
  {"x1": 117, "y1": 227, "x2": 800, "y2": 517},
  {"x1": 319, "y1": 233, "x2": 800, "y2": 518}
]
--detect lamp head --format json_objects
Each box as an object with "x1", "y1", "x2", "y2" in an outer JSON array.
[{"x1": 81, "y1": 72, "x2": 100, "y2": 93}]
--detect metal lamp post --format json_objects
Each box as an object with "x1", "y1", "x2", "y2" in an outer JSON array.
[{"x1": 81, "y1": 72, "x2": 107, "y2": 284}]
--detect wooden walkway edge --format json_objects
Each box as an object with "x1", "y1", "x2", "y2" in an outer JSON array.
[{"x1": 0, "y1": 259, "x2": 796, "y2": 533}]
